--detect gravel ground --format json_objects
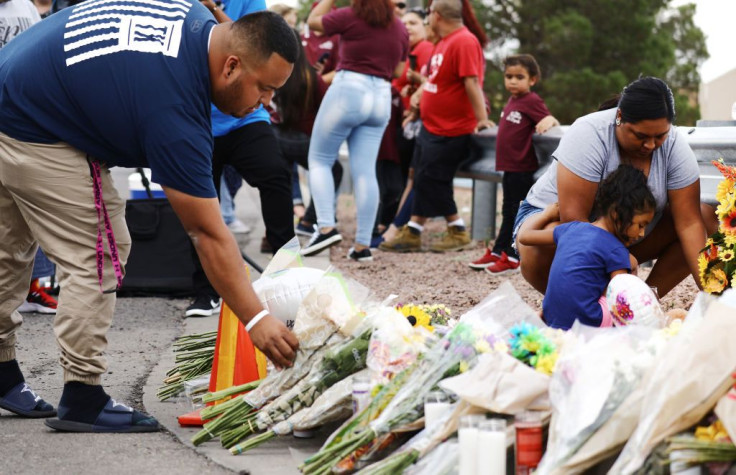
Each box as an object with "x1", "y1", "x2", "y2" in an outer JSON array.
[{"x1": 326, "y1": 187, "x2": 700, "y2": 317}]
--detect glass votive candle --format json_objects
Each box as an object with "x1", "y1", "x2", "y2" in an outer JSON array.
[
  {"x1": 515, "y1": 411, "x2": 543, "y2": 475},
  {"x1": 459, "y1": 415, "x2": 481, "y2": 475},
  {"x1": 477, "y1": 419, "x2": 507, "y2": 475},
  {"x1": 351, "y1": 374, "x2": 371, "y2": 414},
  {"x1": 423, "y1": 390, "x2": 451, "y2": 430}
]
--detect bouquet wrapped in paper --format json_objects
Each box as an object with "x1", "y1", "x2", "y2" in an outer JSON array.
[
  {"x1": 611, "y1": 299, "x2": 736, "y2": 474},
  {"x1": 536, "y1": 322, "x2": 667, "y2": 474},
  {"x1": 192, "y1": 271, "x2": 370, "y2": 446}
]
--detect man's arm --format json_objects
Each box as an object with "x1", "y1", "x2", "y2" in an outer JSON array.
[
  {"x1": 199, "y1": 0, "x2": 232, "y2": 23},
  {"x1": 463, "y1": 76, "x2": 495, "y2": 131},
  {"x1": 163, "y1": 186, "x2": 299, "y2": 367}
]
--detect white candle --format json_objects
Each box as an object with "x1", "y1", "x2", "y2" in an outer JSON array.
[
  {"x1": 424, "y1": 401, "x2": 451, "y2": 429},
  {"x1": 458, "y1": 427, "x2": 479, "y2": 475},
  {"x1": 477, "y1": 430, "x2": 506, "y2": 475}
]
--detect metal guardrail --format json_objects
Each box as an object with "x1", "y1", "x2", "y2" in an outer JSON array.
[{"x1": 460, "y1": 125, "x2": 736, "y2": 241}]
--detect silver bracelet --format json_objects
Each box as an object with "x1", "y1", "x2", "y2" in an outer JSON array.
[{"x1": 245, "y1": 309, "x2": 269, "y2": 332}]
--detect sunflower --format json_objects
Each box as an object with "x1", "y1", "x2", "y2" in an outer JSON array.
[
  {"x1": 397, "y1": 304, "x2": 434, "y2": 332},
  {"x1": 718, "y1": 247, "x2": 735, "y2": 262},
  {"x1": 720, "y1": 208, "x2": 736, "y2": 235},
  {"x1": 724, "y1": 233, "x2": 736, "y2": 247},
  {"x1": 703, "y1": 267, "x2": 728, "y2": 294},
  {"x1": 698, "y1": 253, "x2": 709, "y2": 287},
  {"x1": 716, "y1": 178, "x2": 736, "y2": 204},
  {"x1": 717, "y1": 192, "x2": 736, "y2": 221}
]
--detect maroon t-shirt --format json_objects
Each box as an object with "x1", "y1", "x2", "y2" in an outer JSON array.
[
  {"x1": 495, "y1": 92, "x2": 552, "y2": 172},
  {"x1": 322, "y1": 7, "x2": 409, "y2": 81},
  {"x1": 301, "y1": 28, "x2": 340, "y2": 75}
]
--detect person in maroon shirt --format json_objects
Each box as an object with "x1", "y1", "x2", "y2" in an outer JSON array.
[
  {"x1": 301, "y1": 0, "x2": 409, "y2": 262},
  {"x1": 301, "y1": 2, "x2": 340, "y2": 84},
  {"x1": 468, "y1": 54, "x2": 559, "y2": 274},
  {"x1": 380, "y1": 0, "x2": 492, "y2": 254}
]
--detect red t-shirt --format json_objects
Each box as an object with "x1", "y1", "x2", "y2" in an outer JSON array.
[
  {"x1": 301, "y1": 28, "x2": 340, "y2": 75},
  {"x1": 420, "y1": 27, "x2": 484, "y2": 137},
  {"x1": 322, "y1": 7, "x2": 409, "y2": 81},
  {"x1": 392, "y1": 40, "x2": 434, "y2": 110},
  {"x1": 495, "y1": 92, "x2": 552, "y2": 172}
]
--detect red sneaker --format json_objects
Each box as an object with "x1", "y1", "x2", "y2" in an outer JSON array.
[
  {"x1": 18, "y1": 280, "x2": 58, "y2": 314},
  {"x1": 468, "y1": 248, "x2": 501, "y2": 269},
  {"x1": 485, "y1": 252, "x2": 520, "y2": 275}
]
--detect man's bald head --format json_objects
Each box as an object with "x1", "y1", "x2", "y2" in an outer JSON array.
[{"x1": 432, "y1": 0, "x2": 462, "y2": 22}]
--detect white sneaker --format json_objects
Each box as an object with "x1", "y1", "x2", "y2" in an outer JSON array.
[{"x1": 227, "y1": 219, "x2": 251, "y2": 234}]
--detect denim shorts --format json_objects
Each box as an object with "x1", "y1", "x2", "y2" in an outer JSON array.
[{"x1": 510, "y1": 200, "x2": 544, "y2": 254}]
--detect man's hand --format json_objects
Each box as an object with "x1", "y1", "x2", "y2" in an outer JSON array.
[
  {"x1": 474, "y1": 119, "x2": 496, "y2": 133},
  {"x1": 248, "y1": 314, "x2": 299, "y2": 369}
]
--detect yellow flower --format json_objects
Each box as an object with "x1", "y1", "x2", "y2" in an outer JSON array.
[
  {"x1": 721, "y1": 208, "x2": 736, "y2": 235},
  {"x1": 718, "y1": 247, "x2": 735, "y2": 262},
  {"x1": 695, "y1": 420, "x2": 730, "y2": 442},
  {"x1": 698, "y1": 253, "x2": 709, "y2": 286},
  {"x1": 716, "y1": 178, "x2": 735, "y2": 204},
  {"x1": 398, "y1": 304, "x2": 434, "y2": 332},
  {"x1": 459, "y1": 360, "x2": 470, "y2": 373},
  {"x1": 493, "y1": 341, "x2": 509, "y2": 353},
  {"x1": 474, "y1": 340, "x2": 492, "y2": 354},
  {"x1": 703, "y1": 267, "x2": 728, "y2": 294},
  {"x1": 534, "y1": 354, "x2": 558, "y2": 375},
  {"x1": 724, "y1": 233, "x2": 736, "y2": 247}
]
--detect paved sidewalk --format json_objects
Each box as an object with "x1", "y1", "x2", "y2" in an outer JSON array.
[{"x1": 1, "y1": 172, "x2": 332, "y2": 474}]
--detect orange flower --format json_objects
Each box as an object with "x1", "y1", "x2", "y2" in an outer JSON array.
[
  {"x1": 721, "y1": 208, "x2": 736, "y2": 235},
  {"x1": 713, "y1": 159, "x2": 736, "y2": 181},
  {"x1": 704, "y1": 242, "x2": 719, "y2": 262}
]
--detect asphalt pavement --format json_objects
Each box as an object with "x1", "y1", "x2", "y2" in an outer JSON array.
[{"x1": 2, "y1": 170, "x2": 331, "y2": 475}]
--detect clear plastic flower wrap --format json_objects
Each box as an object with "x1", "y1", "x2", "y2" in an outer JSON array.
[{"x1": 536, "y1": 323, "x2": 665, "y2": 474}]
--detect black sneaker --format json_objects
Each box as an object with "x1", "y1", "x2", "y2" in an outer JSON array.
[
  {"x1": 347, "y1": 247, "x2": 373, "y2": 262},
  {"x1": 185, "y1": 295, "x2": 221, "y2": 317},
  {"x1": 301, "y1": 228, "x2": 342, "y2": 256}
]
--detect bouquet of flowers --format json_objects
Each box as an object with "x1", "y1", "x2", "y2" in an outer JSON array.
[{"x1": 699, "y1": 159, "x2": 736, "y2": 294}]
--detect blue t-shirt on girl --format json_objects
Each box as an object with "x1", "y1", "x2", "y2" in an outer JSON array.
[
  {"x1": 543, "y1": 221, "x2": 631, "y2": 329},
  {"x1": 0, "y1": 0, "x2": 217, "y2": 198}
]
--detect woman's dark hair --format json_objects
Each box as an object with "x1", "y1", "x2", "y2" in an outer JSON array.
[
  {"x1": 597, "y1": 94, "x2": 621, "y2": 112},
  {"x1": 272, "y1": 31, "x2": 316, "y2": 129},
  {"x1": 353, "y1": 0, "x2": 394, "y2": 28},
  {"x1": 503, "y1": 54, "x2": 541, "y2": 80},
  {"x1": 460, "y1": 0, "x2": 488, "y2": 47},
  {"x1": 405, "y1": 6, "x2": 426, "y2": 19},
  {"x1": 594, "y1": 165, "x2": 656, "y2": 242},
  {"x1": 618, "y1": 76, "x2": 675, "y2": 124}
]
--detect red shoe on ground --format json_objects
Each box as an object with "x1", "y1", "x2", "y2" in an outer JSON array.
[
  {"x1": 18, "y1": 279, "x2": 58, "y2": 314},
  {"x1": 468, "y1": 248, "x2": 501, "y2": 269},
  {"x1": 485, "y1": 252, "x2": 520, "y2": 275}
]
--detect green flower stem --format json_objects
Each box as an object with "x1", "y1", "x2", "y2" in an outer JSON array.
[
  {"x1": 201, "y1": 379, "x2": 262, "y2": 404},
  {"x1": 229, "y1": 431, "x2": 276, "y2": 455}
]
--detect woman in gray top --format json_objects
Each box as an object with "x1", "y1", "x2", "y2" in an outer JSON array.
[{"x1": 514, "y1": 76, "x2": 718, "y2": 297}]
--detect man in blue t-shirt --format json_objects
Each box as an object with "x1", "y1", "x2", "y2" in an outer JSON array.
[
  {"x1": 0, "y1": 0, "x2": 299, "y2": 433},
  {"x1": 185, "y1": 0, "x2": 295, "y2": 318}
]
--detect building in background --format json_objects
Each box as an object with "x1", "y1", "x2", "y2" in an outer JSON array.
[{"x1": 699, "y1": 68, "x2": 736, "y2": 120}]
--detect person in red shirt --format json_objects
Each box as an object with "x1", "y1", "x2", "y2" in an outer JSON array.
[
  {"x1": 301, "y1": 2, "x2": 340, "y2": 84},
  {"x1": 380, "y1": 0, "x2": 493, "y2": 253},
  {"x1": 468, "y1": 54, "x2": 559, "y2": 274}
]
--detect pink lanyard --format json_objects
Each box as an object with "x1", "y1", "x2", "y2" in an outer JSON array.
[{"x1": 88, "y1": 159, "x2": 123, "y2": 293}]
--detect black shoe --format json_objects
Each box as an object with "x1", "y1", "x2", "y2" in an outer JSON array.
[
  {"x1": 300, "y1": 228, "x2": 342, "y2": 256},
  {"x1": 347, "y1": 247, "x2": 373, "y2": 262},
  {"x1": 185, "y1": 295, "x2": 221, "y2": 317}
]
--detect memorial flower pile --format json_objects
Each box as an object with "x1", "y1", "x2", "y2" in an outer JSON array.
[{"x1": 699, "y1": 159, "x2": 736, "y2": 294}]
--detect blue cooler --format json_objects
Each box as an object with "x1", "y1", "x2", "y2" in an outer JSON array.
[{"x1": 128, "y1": 169, "x2": 166, "y2": 199}]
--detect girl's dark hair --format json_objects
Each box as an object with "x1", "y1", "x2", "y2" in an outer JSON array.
[
  {"x1": 594, "y1": 165, "x2": 656, "y2": 242},
  {"x1": 272, "y1": 31, "x2": 316, "y2": 129},
  {"x1": 618, "y1": 76, "x2": 675, "y2": 124},
  {"x1": 503, "y1": 54, "x2": 541, "y2": 80},
  {"x1": 353, "y1": 0, "x2": 394, "y2": 28}
]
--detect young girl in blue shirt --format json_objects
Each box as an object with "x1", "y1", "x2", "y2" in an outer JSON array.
[{"x1": 518, "y1": 165, "x2": 656, "y2": 329}]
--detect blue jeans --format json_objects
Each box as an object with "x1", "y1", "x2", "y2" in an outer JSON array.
[
  {"x1": 31, "y1": 248, "x2": 55, "y2": 280},
  {"x1": 308, "y1": 70, "x2": 391, "y2": 246},
  {"x1": 511, "y1": 199, "x2": 544, "y2": 256},
  {"x1": 219, "y1": 174, "x2": 235, "y2": 225}
]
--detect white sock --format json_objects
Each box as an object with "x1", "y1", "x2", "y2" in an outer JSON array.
[
  {"x1": 407, "y1": 221, "x2": 424, "y2": 233},
  {"x1": 447, "y1": 218, "x2": 465, "y2": 228}
]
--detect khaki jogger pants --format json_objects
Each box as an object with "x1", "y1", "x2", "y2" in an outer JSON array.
[{"x1": 0, "y1": 132, "x2": 131, "y2": 385}]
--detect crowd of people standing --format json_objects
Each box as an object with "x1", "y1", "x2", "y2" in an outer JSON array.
[{"x1": 0, "y1": 0, "x2": 713, "y2": 436}]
